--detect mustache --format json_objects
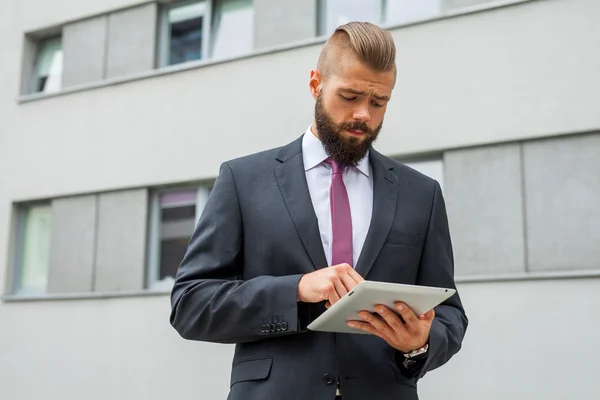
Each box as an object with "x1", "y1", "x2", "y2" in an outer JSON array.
[{"x1": 341, "y1": 121, "x2": 372, "y2": 134}]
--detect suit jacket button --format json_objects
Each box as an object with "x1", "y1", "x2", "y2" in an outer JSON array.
[
  {"x1": 281, "y1": 322, "x2": 288, "y2": 331},
  {"x1": 270, "y1": 324, "x2": 276, "y2": 332},
  {"x1": 261, "y1": 325, "x2": 267, "y2": 333},
  {"x1": 276, "y1": 323, "x2": 282, "y2": 332},
  {"x1": 323, "y1": 373, "x2": 334, "y2": 385}
]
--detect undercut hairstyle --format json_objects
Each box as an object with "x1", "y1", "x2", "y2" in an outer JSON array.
[{"x1": 317, "y1": 21, "x2": 397, "y2": 81}]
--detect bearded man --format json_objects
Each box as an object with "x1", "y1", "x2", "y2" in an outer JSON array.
[{"x1": 170, "y1": 21, "x2": 468, "y2": 400}]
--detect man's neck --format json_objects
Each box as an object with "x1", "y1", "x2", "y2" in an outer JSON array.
[{"x1": 310, "y1": 123, "x2": 320, "y2": 140}]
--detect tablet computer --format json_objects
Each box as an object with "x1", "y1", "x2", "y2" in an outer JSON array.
[{"x1": 307, "y1": 280, "x2": 456, "y2": 335}]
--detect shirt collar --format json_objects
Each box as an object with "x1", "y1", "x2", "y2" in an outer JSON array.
[{"x1": 302, "y1": 125, "x2": 370, "y2": 177}]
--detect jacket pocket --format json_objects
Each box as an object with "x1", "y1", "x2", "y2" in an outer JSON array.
[
  {"x1": 231, "y1": 358, "x2": 273, "y2": 387},
  {"x1": 386, "y1": 233, "x2": 423, "y2": 248}
]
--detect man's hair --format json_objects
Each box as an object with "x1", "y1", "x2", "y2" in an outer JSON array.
[{"x1": 317, "y1": 21, "x2": 396, "y2": 80}]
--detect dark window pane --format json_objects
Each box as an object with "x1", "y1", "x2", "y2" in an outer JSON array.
[
  {"x1": 162, "y1": 205, "x2": 195, "y2": 222},
  {"x1": 169, "y1": 16, "x2": 203, "y2": 65},
  {"x1": 159, "y1": 203, "x2": 196, "y2": 280},
  {"x1": 37, "y1": 76, "x2": 48, "y2": 92},
  {"x1": 160, "y1": 238, "x2": 191, "y2": 281}
]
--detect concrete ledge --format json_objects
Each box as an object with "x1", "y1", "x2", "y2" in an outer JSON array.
[
  {"x1": 2, "y1": 288, "x2": 170, "y2": 303},
  {"x1": 3, "y1": 267, "x2": 600, "y2": 302},
  {"x1": 457, "y1": 269, "x2": 600, "y2": 284}
]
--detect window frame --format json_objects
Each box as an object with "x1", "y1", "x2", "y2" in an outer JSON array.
[
  {"x1": 157, "y1": 0, "x2": 213, "y2": 68},
  {"x1": 146, "y1": 184, "x2": 212, "y2": 290}
]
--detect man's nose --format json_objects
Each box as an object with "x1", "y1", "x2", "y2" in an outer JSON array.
[{"x1": 352, "y1": 102, "x2": 371, "y2": 123}]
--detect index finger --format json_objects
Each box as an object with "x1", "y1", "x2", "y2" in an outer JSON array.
[
  {"x1": 346, "y1": 267, "x2": 364, "y2": 284},
  {"x1": 339, "y1": 272, "x2": 360, "y2": 293},
  {"x1": 339, "y1": 268, "x2": 364, "y2": 293}
]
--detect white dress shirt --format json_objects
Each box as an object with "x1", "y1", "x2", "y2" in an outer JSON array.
[{"x1": 302, "y1": 126, "x2": 374, "y2": 267}]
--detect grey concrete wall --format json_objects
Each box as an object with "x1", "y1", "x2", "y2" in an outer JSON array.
[
  {"x1": 106, "y1": 3, "x2": 157, "y2": 79},
  {"x1": 0, "y1": 295, "x2": 235, "y2": 400},
  {"x1": 19, "y1": 36, "x2": 37, "y2": 94},
  {"x1": 94, "y1": 189, "x2": 148, "y2": 291},
  {"x1": 2, "y1": 0, "x2": 598, "y2": 202},
  {"x1": 48, "y1": 195, "x2": 97, "y2": 293},
  {"x1": 62, "y1": 16, "x2": 107, "y2": 87},
  {"x1": 445, "y1": 144, "x2": 526, "y2": 276},
  {"x1": 523, "y1": 133, "x2": 600, "y2": 272},
  {"x1": 253, "y1": 0, "x2": 317, "y2": 49},
  {"x1": 1, "y1": 279, "x2": 599, "y2": 399},
  {"x1": 418, "y1": 278, "x2": 600, "y2": 400},
  {"x1": 1, "y1": 0, "x2": 600, "y2": 400}
]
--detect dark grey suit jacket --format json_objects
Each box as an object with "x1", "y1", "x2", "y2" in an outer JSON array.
[{"x1": 170, "y1": 135, "x2": 468, "y2": 400}]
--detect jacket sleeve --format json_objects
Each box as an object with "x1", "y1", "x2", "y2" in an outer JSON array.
[
  {"x1": 397, "y1": 180, "x2": 469, "y2": 380},
  {"x1": 169, "y1": 162, "x2": 311, "y2": 344}
]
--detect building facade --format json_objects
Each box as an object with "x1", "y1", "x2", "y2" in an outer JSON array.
[{"x1": 1, "y1": 0, "x2": 599, "y2": 398}]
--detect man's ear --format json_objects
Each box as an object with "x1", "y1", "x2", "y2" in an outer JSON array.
[{"x1": 309, "y1": 69, "x2": 323, "y2": 100}]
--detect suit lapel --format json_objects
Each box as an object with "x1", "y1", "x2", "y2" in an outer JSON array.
[
  {"x1": 355, "y1": 149, "x2": 398, "y2": 278},
  {"x1": 274, "y1": 136, "x2": 328, "y2": 271}
]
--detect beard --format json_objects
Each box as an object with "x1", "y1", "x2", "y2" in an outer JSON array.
[{"x1": 314, "y1": 92, "x2": 382, "y2": 167}]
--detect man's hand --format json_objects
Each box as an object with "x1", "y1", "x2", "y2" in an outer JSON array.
[
  {"x1": 297, "y1": 264, "x2": 364, "y2": 304},
  {"x1": 348, "y1": 302, "x2": 434, "y2": 353}
]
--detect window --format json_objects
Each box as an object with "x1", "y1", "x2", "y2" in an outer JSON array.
[
  {"x1": 210, "y1": 0, "x2": 253, "y2": 59},
  {"x1": 404, "y1": 159, "x2": 445, "y2": 191},
  {"x1": 319, "y1": 0, "x2": 381, "y2": 36},
  {"x1": 164, "y1": 1, "x2": 208, "y2": 66},
  {"x1": 147, "y1": 186, "x2": 211, "y2": 289},
  {"x1": 31, "y1": 36, "x2": 63, "y2": 94},
  {"x1": 384, "y1": 0, "x2": 440, "y2": 26},
  {"x1": 159, "y1": 0, "x2": 254, "y2": 66},
  {"x1": 14, "y1": 204, "x2": 52, "y2": 294},
  {"x1": 318, "y1": 0, "x2": 441, "y2": 35}
]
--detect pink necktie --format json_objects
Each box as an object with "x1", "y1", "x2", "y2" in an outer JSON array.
[{"x1": 326, "y1": 159, "x2": 353, "y2": 267}]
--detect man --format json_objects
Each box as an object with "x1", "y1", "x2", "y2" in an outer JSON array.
[{"x1": 170, "y1": 21, "x2": 468, "y2": 400}]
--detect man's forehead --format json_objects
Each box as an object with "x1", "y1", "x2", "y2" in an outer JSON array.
[
  {"x1": 331, "y1": 74, "x2": 393, "y2": 99},
  {"x1": 329, "y1": 60, "x2": 394, "y2": 90}
]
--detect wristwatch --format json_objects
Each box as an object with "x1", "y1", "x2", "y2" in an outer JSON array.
[
  {"x1": 403, "y1": 344, "x2": 429, "y2": 358},
  {"x1": 401, "y1": 344, "x2": 428, "y2": 369}
]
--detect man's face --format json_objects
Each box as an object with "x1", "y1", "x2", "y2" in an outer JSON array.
[{"x1": 313, "y1": 56, "x2": 395, "y2": 166}]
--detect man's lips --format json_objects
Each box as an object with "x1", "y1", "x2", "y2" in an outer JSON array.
[{"x1": 346, "y1": 129, "x2": 365, "y2": 136}]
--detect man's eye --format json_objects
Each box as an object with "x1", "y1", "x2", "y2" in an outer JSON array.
[
  {"x1": 371, "y1": 101, "x2": 383, "y2": 108},
  {"x1": 341, "y1": 95, "x2": 357, "y2": 101}
]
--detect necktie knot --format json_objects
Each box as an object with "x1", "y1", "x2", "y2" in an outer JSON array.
[{"x1": 325, "y1": 158, "x2": 345, "y2": 175}]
